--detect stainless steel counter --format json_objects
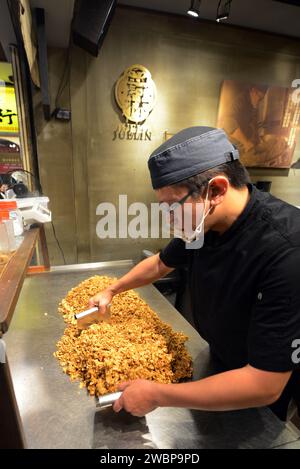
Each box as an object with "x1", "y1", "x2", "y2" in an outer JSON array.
[{"x1": 4, "y1": 261, "x2": 300, "y2": 449}]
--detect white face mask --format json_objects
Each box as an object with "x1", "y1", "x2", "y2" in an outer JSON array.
[{"x1": 169, "y1": 177, "x2": 216, "y2": 248}]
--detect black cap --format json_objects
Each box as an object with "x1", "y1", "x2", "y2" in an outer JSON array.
[{"x1": 148, "y1": 126, "x2": 239, "y2": 189}]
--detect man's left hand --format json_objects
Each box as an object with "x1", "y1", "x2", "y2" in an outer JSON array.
[{"x1": 113, "y1": 379, "x2": 161, "y2": 417}]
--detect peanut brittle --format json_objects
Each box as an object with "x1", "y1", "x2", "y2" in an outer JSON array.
[{"x1": 54, "y1": 276, "x2": 193, "y2": 395}]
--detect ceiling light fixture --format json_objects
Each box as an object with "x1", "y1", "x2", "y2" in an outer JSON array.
[
  {"x1": 187, "y1": 0, "x2": 201, "y2": 18},
  {"x1": 216, "y1": 0, "x2": 232, "y2": 22}
]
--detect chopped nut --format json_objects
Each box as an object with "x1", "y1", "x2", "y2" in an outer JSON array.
[{"x1": 55, "y1": 276, "x2": 193, "y2": 396}]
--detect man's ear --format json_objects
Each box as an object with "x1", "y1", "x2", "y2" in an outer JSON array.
[{"x1": 209, "y1": 176, "x2": 229, "y2": 206}]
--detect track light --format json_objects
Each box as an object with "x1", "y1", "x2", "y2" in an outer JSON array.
[
  {"x1": 187, "y1": 0, "x2": 201, "y2": 18},
  {"x1": 216, "y1": 0, "x2": 232, "y2": 22}
]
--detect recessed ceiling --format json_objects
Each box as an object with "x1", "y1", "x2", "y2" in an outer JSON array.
[
  {"x1": 119, "y1": 0, "x2": 300, "y2": 39},
  {"x1": 1, "y1": 0, "x2": 300, "y2": 60}
]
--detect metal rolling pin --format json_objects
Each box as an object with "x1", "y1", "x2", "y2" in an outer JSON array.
[
  {"x1": 75, "y1": 304, "x2": 111, "y2": 330},
  {"x1": 97, "y1": 391, "x2": 123, "y2": 408}
]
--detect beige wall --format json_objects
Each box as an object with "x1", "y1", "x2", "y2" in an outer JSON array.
[{"x1": 34, "y1": 6, "x2": 300, "y2": 265}]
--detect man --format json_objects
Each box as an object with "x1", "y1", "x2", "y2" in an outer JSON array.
[
  {"x1": 0, "y1": 176, "x2": 9, "y2": 199},
  {"x1": 0, "y1": 185, "x2": 8, "y2": 199},
  {"x1": 89, "y1": 126, "x2": 300, "y2": 419},
  {"x1": 221, "y1": 84, "x2": 267, "y2": 153}
]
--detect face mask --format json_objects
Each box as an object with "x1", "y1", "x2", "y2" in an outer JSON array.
[{"x1": 169, "y1": 177, "x2": 216, "y2": 248}]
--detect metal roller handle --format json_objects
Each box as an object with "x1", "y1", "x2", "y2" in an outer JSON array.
[
  {"x1": 97, "y1": 391, "x2": 122, "y2": 408},
  {"x1": 75, "y1": 306, "x2": 98, "y2": 320},
  {"x1": 75, "y1": 304, "x2": 111, "y2": 329}
]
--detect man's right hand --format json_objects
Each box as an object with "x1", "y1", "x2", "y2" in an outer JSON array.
[
  {"x1": 87, "y1": 254, "x2": 173, "y2": 317},
  {"x1": 88, "y1": 288, "x2": 114, "y2": 316}
]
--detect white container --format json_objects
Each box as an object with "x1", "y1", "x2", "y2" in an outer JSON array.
[
  {"x1": 0, "y1": 222, "x2": 10, "y2": 253},
  {"x1": 3, "y1": 220, "x2": 17, "y2": 251},
  {"x1": 16, "y1": 197, "x2": 51, "y2": 225},
  {"x1": 8, "y1": 208, "x2": 24, "y2": 236},
  {"x1": 0, "y1": 220, "x2": 16, "y2": 253}
]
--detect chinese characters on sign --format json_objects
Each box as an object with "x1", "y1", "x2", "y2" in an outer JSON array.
[
  {"x1": 113, "y1": 64, "x2": 156, "y2": 141},
  {"x1": 0, "y1": 139, "x2": 22, "y2": 173},
  {"x1": 0, "y1": 62, "x2": 21, "y2": 172},
  {"x1": 0, "y1": 108, "x2": 17, "y2": 126},
  {"x1": 0, "y1": 86, "x2": 19, "y2": 134}
]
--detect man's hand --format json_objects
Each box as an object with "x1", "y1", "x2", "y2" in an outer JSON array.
[
  {"x1": 88, "y1": 288, "x2": 114, "y2": 315},
  {"x1": 113, "y1": 379, "x2": 161, "y2": 417}
]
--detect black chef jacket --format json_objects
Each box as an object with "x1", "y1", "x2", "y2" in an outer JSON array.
[{"x1": 159, "y1": 184, "x2": 300, "y2": 419}]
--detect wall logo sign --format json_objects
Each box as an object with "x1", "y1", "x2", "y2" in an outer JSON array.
[
  {"x1": 113, "y1": 64, "x2": 156, "y2": 141},
  {"x1": 115, "y1": 64, "x2": 156, "y2": 123}
]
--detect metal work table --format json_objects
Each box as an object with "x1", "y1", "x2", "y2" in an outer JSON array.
[{"x1": 4, "y1": 261, "x2": 300, "y2": 449}]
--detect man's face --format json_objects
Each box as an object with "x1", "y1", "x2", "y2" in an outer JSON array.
[
  {"x1": 0, "y1": 184, "x2": 8, "y2": 193},
  {"x1": 155, "y1": 185, "x2": 216, "y2": 233}
]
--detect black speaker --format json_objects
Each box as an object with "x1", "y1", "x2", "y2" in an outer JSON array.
[{"x1": 72, "y1": 0, "x2": 117, "y2": 57}]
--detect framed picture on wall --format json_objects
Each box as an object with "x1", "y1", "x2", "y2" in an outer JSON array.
[{"x1": 217, "y1": 79, "x2": 300, "y2": 168}]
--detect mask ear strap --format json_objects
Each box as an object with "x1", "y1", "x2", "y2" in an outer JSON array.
[
  {"x1": 195, "y1": 204, "x2": 213, "y2": 234},
  {"x1": 203, "y1": 177, "x2": 215, "y2": 212},
  {"x1": 197, "y1": 177, "x2": 216, "y2": 233},
  {"x1": 204, "y1": 175, "x2": 222, "y2": 210}
]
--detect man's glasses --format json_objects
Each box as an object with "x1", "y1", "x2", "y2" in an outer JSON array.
[
  {"x1": 160, "y1": 189, "x2": 195, "y2": 214},
  {"x1": 177, "y1": 189, "x2": 194, "y2": 206}
]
